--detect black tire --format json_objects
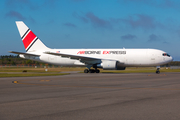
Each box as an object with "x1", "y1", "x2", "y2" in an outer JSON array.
[
  {"x1": 89, "y1": 69, "x2": 95, "y2": 73},
  {"x1": 95, "y1": 69, "x2": 100, "y2": 73},
  {"x1": 84, "y1": 69, "x2": 89, "y2": 73},
  {"x1": 156, "y1": 71, "x2": 160, "y2": 74}
]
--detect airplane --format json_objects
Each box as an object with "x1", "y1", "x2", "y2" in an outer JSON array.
[{"x1": 9, "y1": 21, "x2": 173, "y2": 74}]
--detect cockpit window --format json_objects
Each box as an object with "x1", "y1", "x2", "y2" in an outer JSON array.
[{"x1": 162, "y1": 53, "x2": 170, "y2": 57}]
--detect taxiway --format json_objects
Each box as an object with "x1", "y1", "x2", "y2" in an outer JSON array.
[{"x1": 0, "y1": 73, "x2": 180, "y2": 120}]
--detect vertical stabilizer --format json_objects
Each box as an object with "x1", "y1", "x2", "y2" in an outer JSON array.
[{"x1": 16, "y1": 21, "x2": 49, "y2": 52}]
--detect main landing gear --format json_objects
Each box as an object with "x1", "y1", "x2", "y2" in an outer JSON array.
[{"x1": 84, "y1": 69, "x2": 100, "y2": 73}]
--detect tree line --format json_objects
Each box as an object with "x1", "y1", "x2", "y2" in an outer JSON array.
[{"x1": 0, "y1": 55, "x2": 43, "y2": 66}]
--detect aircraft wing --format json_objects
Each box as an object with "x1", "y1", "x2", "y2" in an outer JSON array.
[
  {"x1": 9, "y1": 51, "x2": 40, "y2": 57},
  {"x1": 44, "y1": 52, "x2": 102, "y2": 64}
]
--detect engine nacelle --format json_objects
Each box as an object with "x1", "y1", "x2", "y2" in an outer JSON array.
[{"x1": 97, "y1": 60, "x2": 126, "y2": 70}]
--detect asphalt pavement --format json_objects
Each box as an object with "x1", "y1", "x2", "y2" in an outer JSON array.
[{"x1": 0, "y1": 73, "x2": 180, "y2": 120}]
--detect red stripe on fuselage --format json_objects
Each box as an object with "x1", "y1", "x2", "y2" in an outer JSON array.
[{"x1": 23, "y1": 31, "x2": 36, "y2": 49}]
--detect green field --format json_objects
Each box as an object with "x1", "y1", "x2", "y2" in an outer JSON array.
[
  {"x1": 101, "y1": 67, "x2": 180, "y2": 73},
  {"x1": 0, "y1": 67, "x2": 77, "y2": 77},
  {"x1": 0, "y1": 67, "x2": 85, "y2": 73},
  {"x1": 0, "y1": 73, "x2": 69, "y2": 77},
  {"x1": 0, "y1": 67, "x2": 180, "y2": 77}
]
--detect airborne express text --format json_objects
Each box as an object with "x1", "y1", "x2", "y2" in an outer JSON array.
[{"x1": 77, "y1": 51, "x2": 126, "y2": 54}]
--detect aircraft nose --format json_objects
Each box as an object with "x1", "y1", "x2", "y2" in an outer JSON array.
[
  {"x1": 168, "y1": 56, "x2": 173, "y2": 63},
  {"x1": 164, "y1": 56, "x2": 173, "y2": 63},
  {"x1": 171, "y1": 56, "x2": 173, "y2": 62}
]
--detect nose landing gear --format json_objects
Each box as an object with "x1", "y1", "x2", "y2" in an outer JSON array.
[{"x1": 156, "y1": 66, "x2": 160, "y2": 74}]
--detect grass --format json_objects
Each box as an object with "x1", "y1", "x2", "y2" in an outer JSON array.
[
  {"x1": 0, "y1": 66, "x2": 179, "y2": 77},
  {"x1": 0, "y1": 73, "x2": 69, "y2": 77},
  {"x1": 101, "y1": 67, "x2": 180, "y2": 73},
  {"x1": 0, "y1": 67, "x2": 77, "y2": 77},
  {"x1": 0, "y1": 67, "x2": 85, "y2": 73}
]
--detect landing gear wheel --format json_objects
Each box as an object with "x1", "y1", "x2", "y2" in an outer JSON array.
[
  {"x1": 156, "y1": 70, "x2": 160, "y2": 74},
  {"x1": 95, "y1": 69, "x2": 100, "y2": 73},
  {"x1": 156, "y1": 68, "x2": 160, "y2": 74},
  {"x1": 89, "y1": 69, "x2": 95, "y2": 73},
  {"x1": 84, "y1": 68, "x2": 100, "y2": 73},
  {"x1": 84, "y1": 69, "x2": 89, "y2": 73}
]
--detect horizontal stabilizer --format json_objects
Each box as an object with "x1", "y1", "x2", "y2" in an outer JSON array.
[{"x1": 9, "y1": 51, "x2": 40, "y2": 57}]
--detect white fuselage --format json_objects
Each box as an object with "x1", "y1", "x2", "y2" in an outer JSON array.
[{"x1": 21, "y1": 48, "x2": 173, "y2": 67}]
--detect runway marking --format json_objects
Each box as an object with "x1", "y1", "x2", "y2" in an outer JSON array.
[
  {"x1": 12, "y1": 80, "x2": 180, "y2": 91},
  {"x1": 12, "y1": 81, "x2": 18, "y2": 83}
]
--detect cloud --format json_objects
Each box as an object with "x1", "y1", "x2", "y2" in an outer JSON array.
[
  {"x1": 109, "y1": 14, "x2": 165, "y2": 30},
  {"x1": 5, "y1": 0, "x2": 30, "y2": 6},
  {"x1": 5, "y1": 0, "x2": 37, "y2": 10},
  {"x1": 74, "y1": 12, "x2": 112, "y2": 29},
  {"x1": 156, "y1": 0, "x2": 180, "y2": 9},
  {"x1": 5, "y1": 11, "x2": 26, "y2": 20},
  {"x1": 119, "y1": 0, "x2": 180, "y2": 9},
  {"x1": 162, "y1": 41, "x2": 169, "y2": 44},
  {"x1": 5, "y1": 0, "x2": 58, "y2": 10},
  {"x1": 74, "y1": 13, "x2": 165, "y2": 31},
  {"x1": 5, "y1": 11, "x2": 36, "y2": 23},
  {"x1": 63, "y1": 23, "x2": 77, "y2": 28},
  {"x1": 85, "y1": 12, "x2": 112, "y2": 29},
  {"x1": 148, "y1": 34, "x2": 160, "y2": 42},
  {"x1": 147, "y1": 34, "x2": 169, "y2": 44},
  {"x1": 160, "y1": 0, "x2": 175, "y2": 8},
  {"x1": 120, "y1": 14, "x2": 163, "y2": 30},
  {"x1": 73, "y1": 12, "x2": 89, "y2": 23},
  {"x1": 121, "y1": 34, "x2": 137, "y2": 41},
  {"x1": 29, "y1": 17, "x2": 36, "y2": 24}
]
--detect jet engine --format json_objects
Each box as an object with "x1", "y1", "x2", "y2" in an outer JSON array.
[{"x1": 96, "y1": 60, "x2": 126, "y2": 70}]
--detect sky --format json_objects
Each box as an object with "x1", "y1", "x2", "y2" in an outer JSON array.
[{"x1": 0, "y1": 0, "x2": 180, "y2": 60}]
